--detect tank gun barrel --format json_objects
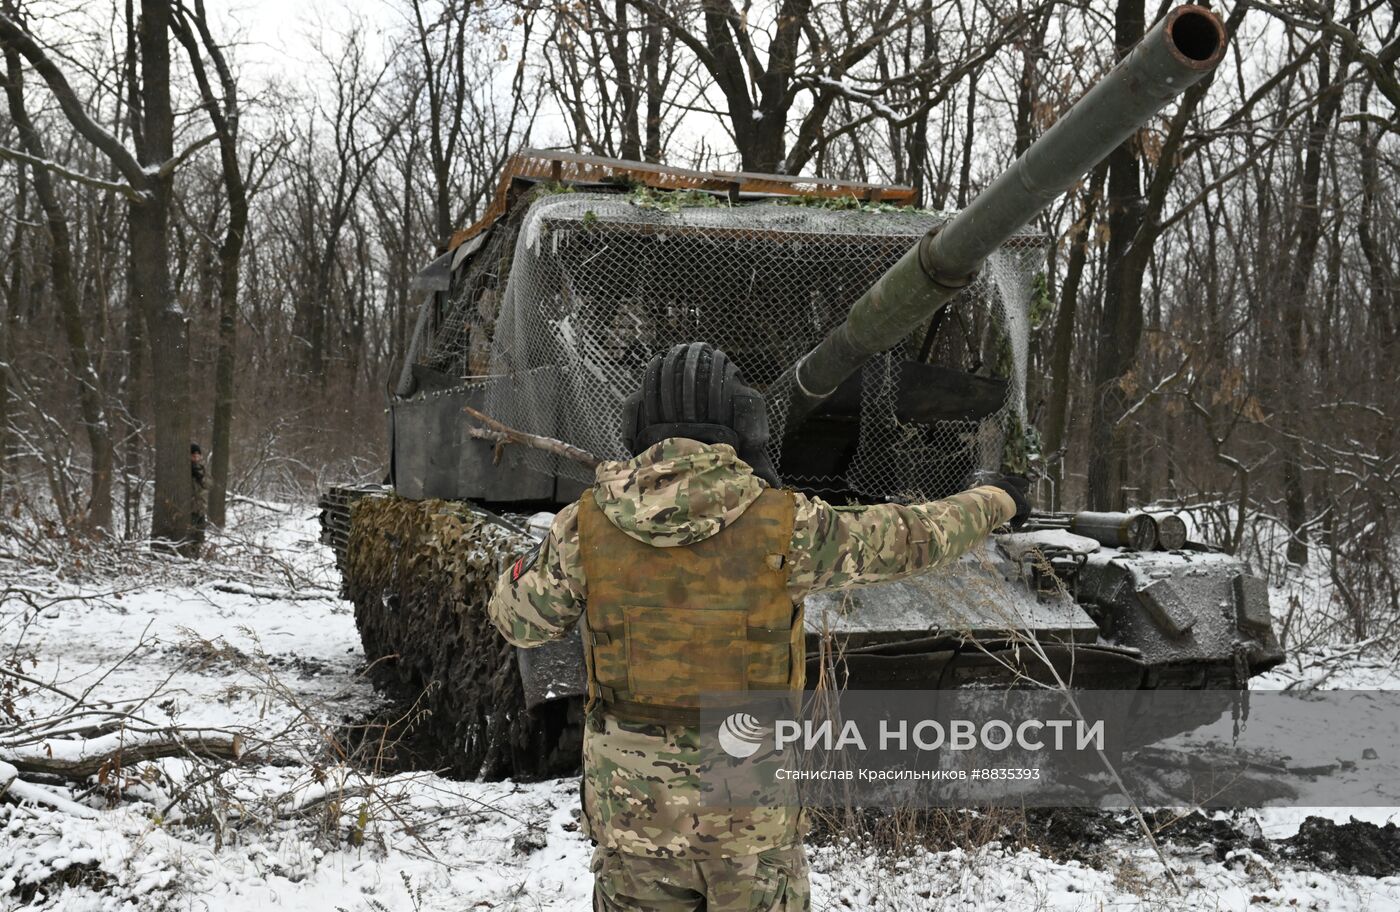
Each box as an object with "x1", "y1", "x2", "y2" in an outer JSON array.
[{"x1": 779, "y1": 5, "x2": 1227, "y2": 431}]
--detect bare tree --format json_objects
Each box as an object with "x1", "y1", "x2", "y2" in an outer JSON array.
[
  {"x1": 169, "y1": 0, "x2": 255, "y2": 530},
  {"x1": 287, "y1": 24, "x2": 402, "y2": 383},
  {"x1": 614, "y1": 0, "x2": 929, "y2": 172},
  {"x1": 406, "y1": 0, "x2": 537, "y2": 244},
  {"x1": 0, "y1": 14, "x2": 114, "y2": 533},
  {"x1": 0, "y1": 157, "x2": 23, "y2": 504},
  {"x1": 1085, "y1": 3, "x2": 1244, "y2": 511},
  {"x1": 535, "y1": 0, "x2": 684, "y2": 162},
  {"x1": 0, "y1": 1, "x2": 215, "y2": 546}
]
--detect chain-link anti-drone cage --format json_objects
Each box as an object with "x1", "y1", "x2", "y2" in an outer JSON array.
[{"x1": 420, "y1": 189, "x2": 1046, "y2": 501}]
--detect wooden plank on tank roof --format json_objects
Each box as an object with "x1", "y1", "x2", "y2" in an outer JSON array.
[
  {"x1": 446, "y1": 149, "x2": 919, "y2": 252},
  {"x1": 532, "y1": 149, "x2": 724, "y2": 186},
  {"x1": 712, "y1": 169, "x2": 915, "y2": 204}
]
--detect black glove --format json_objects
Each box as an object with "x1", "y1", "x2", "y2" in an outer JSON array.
[{"x1": 984, "y1": 474, "x2": 1031, "y2": 529}]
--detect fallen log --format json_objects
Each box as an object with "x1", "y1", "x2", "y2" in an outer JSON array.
[
  {"x1": 211, "y1": 581, "x2": 337, "y2": 601},
  {"x1": 1, "y1": 728, "x2": 246, "y2": 779}
]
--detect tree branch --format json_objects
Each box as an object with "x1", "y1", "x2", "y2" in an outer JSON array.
[
  {"x1": 156, "y1": 131, "x2": 217, "y2": 179},
  {"x1": 0, "y1": 12, "x2": 148, "y2": 186},
  {"x1": 0, "y1": 142, "x2": 144, "y2": 200},
  {"x1": 620, "y1": 0, "x2": 717, "y2": 70},
  {"x1": 1245, "y1": 0, "x2": 1400, "y2": 124},
  {"x1": 464, "y1": 406, "x2": 601, "y2": 468}
]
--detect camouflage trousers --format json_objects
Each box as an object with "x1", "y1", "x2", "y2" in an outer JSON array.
[
  {"x1": 182, "y1": 512, "x2": 207, "y2": 557},
  {"x1": 591, "y1": 843, "x2": 810, "y2": 911}
]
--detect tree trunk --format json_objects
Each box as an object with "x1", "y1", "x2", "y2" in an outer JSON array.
[
  {"x1": 642, "y1": 8, "x2": 662, "y2": 162},
  {"x1": 119, "y1": 276, "x2": 145, "y2": 540},
  {"x1": 1275, "y1": 43, "x2": 1349, "y2": 566},
  {"x1": 1356, "y1": 100, "x2": 1395, "y2": 359},
  {"x1": 207, "y1": 206, "x2": 242, "y2": 529},
  {"x1": 1044, "y1": 167, "x2": 1105, "y2": 510},
  {"x1": 1013, "y1": 13, "x2": 1050, "y2": 159},
  {"x1": 1083, "y1": 0, "x2": 1227, "y2": 511},
  {"x1": 956, "y1": 71, "x2": 979, "y2": 207},
  {"x1": 694, "y1": 0, "x2": 808, "y2": 173},
  {"x1": 738, "y1": 120, "x2": 788, "y2": 173},
  {"x1": 0, "y1": 166, "x2": 20, "y2": 504},
  {"x1": 174, "y1": 0, "x2": 248, "y2": 530},
  {"x1": 130, "y1": 0, "x2": 190, "y2": 548},
  {"x1": 1086, "y1": 0, "x2": 1146, "y2": 511},
  {"x1": 130, "y1": 203, "x2": 189, "y2": 546},
  {"x1": 608, "y1": 0, "x2": 642, "y2": 161},
  {"x1": 3, "y1": 46, "x2": 114, "y2": 533}
]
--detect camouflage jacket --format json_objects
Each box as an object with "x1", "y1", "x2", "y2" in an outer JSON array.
[
  {"x1": 191, "y1": 464, "x2": 209, "y2": 517},
  {"x1": 488, "y1": 438, "x2": 1014, "y2": 859}
]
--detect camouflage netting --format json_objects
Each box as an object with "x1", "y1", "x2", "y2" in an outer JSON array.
[
  {"x1": 343, "y1": 494, "x2": 563, "y2": 779},
  {"x1": 418, "y1": 189, "x2": 1047, "y2": 499}
]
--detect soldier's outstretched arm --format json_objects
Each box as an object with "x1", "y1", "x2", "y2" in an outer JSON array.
[
  {"x1": 788, "y1": 486, "x2": 1016, "y2": 595},
  {"x1": 487, "y1": 502, "x2": 587, "y2": 647}
]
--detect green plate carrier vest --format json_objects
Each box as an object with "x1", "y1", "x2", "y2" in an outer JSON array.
[{"x1": 577, "y1": 487, "x2": 802, "y2": 726}]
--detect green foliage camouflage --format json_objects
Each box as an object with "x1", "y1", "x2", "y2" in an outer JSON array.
[
  {"x1": 996, "y1": 273, "x2": 1049, "y2": 477},
  {"x1": 1029, "y1": 272, "x2": 1053, "y2": 329},
  {"x1": 343, "y1": 494, "x2": 534, "y2": 778},
  {"x1": 627, "y1": 185, "x2": 726, "y2": 211},
  {"x1": 1001, "y1": 410, "x2": 1043, "y2": 477},
  {"x1": 566, "y1": 181, "x2": 731, "y2": 216},
  {"x1": 535, "y1": 180, "x2": 579, "y2": 196},
  {"x1": 774, "y1": 193, "x2": 950, "y2": 216}
]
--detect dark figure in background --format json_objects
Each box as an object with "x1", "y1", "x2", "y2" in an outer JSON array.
[{"x1": 189, "y1": 442, "x2": 209, "y2": 553}]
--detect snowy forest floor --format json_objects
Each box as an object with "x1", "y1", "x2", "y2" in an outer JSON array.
[{"x1": 4, "y1": 503, "x2": 1400, "y2": 911}]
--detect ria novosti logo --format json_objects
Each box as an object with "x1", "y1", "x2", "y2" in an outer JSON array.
[
  {"x1": 717, "y1": 712, "x2": 766, "y2": 758},
  {"x1": 716, "y1": 710, "x2": 1106, "y2": 759}
]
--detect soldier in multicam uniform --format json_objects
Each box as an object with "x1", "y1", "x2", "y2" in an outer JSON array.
[{"x1": 489, "y1": 342, "x2": 1028, "y2": 911}]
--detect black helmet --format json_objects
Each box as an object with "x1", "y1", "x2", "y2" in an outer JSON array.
[
  {"x1": 621, "y1": 342, "x2": 780, "y2": 487},
  {"x1": 190, "y1": 442, "x2": 202, "y2": 454}
]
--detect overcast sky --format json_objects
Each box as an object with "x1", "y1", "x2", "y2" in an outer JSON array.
[
  {"x1": 204, "y1": 0, "x2": 582, "y2": 152},
  {"x1": 209, "y1": 0, "x2": 398, "y2": 74}
]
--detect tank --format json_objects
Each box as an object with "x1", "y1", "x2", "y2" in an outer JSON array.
[{"x1": 320, "y1": 5, "x2": 1283, "y2": 780}]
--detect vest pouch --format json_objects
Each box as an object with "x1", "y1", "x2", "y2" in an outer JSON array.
[
  {"x1": 745, "y1": 628, "x2": 793, "y2": 690},
  {"x1": 624, "y1": 603, "x2": 748, "y2": 703},
  {"x1": 588, "y1": 626, "x2": 629, "y2": 696}
]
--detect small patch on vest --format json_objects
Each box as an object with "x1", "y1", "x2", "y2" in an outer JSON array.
[
  {"x1": 765, "y1": 553, "x2": 786, "y2": 571},
  {"x1": 511, "y1": 543, "x2": 542, "y2": 582}
]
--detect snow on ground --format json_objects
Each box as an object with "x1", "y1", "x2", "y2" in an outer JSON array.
[
  {"x1": 1243, "y1": 562, "x2": 1400, "y2": 841},
  {"x1": 4, "y1": 505, "x2": 1400, "y2": 910}
]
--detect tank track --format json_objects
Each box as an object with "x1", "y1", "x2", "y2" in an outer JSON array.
[{"x1": 319, "y1": 485, "x2": 582, "y2": 779}]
